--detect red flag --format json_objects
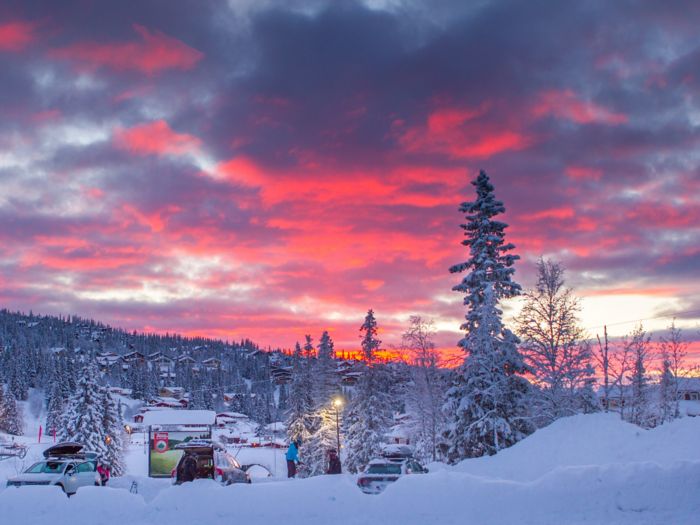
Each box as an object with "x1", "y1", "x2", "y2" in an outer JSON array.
[{"x1": 38, "y1": 425, "x2": 42, "y2": 444}]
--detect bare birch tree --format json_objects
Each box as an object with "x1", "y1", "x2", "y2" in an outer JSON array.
[{"x1": 516, "y1": 259, "x2": 595, "y2": 425}]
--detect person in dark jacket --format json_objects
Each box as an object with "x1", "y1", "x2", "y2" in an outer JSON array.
[
  {"x1": 286, "y1": 440, "x2": 299, "y2": 478},
  {"x1": 327, "y1": 449, "x2": 341, "y2": 475},
  {"x1": 177, "y1": 452, "x2": 198, "y2": 484}
]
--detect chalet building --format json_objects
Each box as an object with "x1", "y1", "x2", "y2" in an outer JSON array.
[
  {"x1": 336, "y1": 360, "x2": 364, "y2": 385},
  {"x1": 147, "y1": 396, "x2": 188, "y2": 409},
  {"x1": 122, "y1": 351, "x2": 146, "y2": 365},
  {"x1": 148, "y1": 352, "x2": 175, "y2": 376},
  {"x1": 159, "y1": 386, "x2": 185, "y2": 399},
  {"x1": 270, "y1": 365, "x2": 293, "y2": 385},
  {"x1": 96, "y1": 351, "x2": 122, "y2": 371},
  {"x1": 177, "y1": 355, "x2": 196, "y2": 366},
  {"x1": 678, "y1": 377, "x2": 700, "y2": 400},
  {"x1": 215, "y1": 411, "x2": 250, "y2": 428},
  {"x1": 202, "y1": 357, "x2": 221, "y2": 370}
]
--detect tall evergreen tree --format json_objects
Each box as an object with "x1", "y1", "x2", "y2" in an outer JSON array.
[
  {"x1": 60, "y1": 361, "x2": 109, "y2": 456},
  {"x1": 344, "y1": 310, "x2": 392, "y2": 473},
  {"x1": 443, "y1": 285, "x2": 531, "y2": 460},
  {"x1": 100, "y1": 388, "x2": 125, "y2": 475},
  {"x1": 45, "y1": 372, "x2": 66, "y2": 438},
  {"x1": 0, "y1": 386, "x2": 24, "y2": 435},
  {"x1": 627, "y1": 325, "x2": 652, "y2": 427},
  {"x1": 287, "y1": 342, "x2": 315, "y2": 448},
  {"x1": 443, "y1": 171, "x2": 532, "y2": 462},
  {"x1": 314, "y1": 331, "x2": 339, "y2": 405}
]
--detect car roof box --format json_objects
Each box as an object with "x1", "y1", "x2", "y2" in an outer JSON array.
[
  {"x1": 43, "y1": 442, "x2": 99, "y2": 460},
  {"x1": 43, "y1": 442, "x2": 84, "y2": 458}
]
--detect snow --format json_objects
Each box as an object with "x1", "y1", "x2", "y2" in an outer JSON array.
[
  {"x1": 141, "y1": 409, "x2": 215, "y2": 426},
  {"x1": 450, "y1": 412, "x2": 700, "y2": 481},
  {"x1": 1, "y1": 412, "x2": 699, "y2": 524}
]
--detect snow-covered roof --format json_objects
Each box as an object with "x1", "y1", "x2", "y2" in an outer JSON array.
[
  {"x1": 263, "y1": 421, "x2": 287, "y2": 431},
  {"x1": 216, "y1": 411, "x2": 249, "y2": 419},
  {"x1": 678, "y1": 377, "x2": 700, "y2": 391},
  {"x1": 143, "y1": 409, "x2": 216, "y2": 426}
]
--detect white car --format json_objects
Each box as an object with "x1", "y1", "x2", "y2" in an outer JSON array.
[{"x1": 6, "y1": 442, "x2": 101, "y2": 496}]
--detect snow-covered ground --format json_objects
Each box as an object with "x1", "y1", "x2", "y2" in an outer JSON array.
[{"x1": 2, "y1": 409, "x2": 699, "y2": 524}]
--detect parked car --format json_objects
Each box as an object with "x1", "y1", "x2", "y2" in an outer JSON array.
[
  {"x1": 357, "y1": 448, "x2": 428, "y2": 494},
  {"x1": 172, "y1": 439, "x2": 250, "y2": 485},
  {"x1": 5, "y1": 442, "x2": 101, "y2": 496}
]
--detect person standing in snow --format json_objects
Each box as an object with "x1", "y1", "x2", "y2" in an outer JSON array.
[
  {"x1": 97, "y1": 462, "x2": 111, "y2": 486},
  {"x1": 327, "y1": 449, "x2": 341, "y2": 474},
  {"x1": 177, "y1": 451, "x2": 198, "y2": 483},
  {"x1": 286, "y1": 440, "x2": 300, "y2": 478}
]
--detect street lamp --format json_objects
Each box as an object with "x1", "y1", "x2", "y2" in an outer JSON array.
[{"x1": 332, "y1": 397, "x2": 343, "y2": 452}]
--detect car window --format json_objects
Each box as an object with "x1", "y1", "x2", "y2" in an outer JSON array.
[
  {"x1": 228, "y1": 455, "x2": 241, "y2": 469},
  {"x1": 76, "y1": 462, "x2": 94, "y2": 473},
  {"x1": 366, "y1": 463, "x2": 401, "y2": 475},
  {"x1": 26, "y1": 461, "x2": 66, "y2": 474}
]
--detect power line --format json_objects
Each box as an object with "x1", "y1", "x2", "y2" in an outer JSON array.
[{"x1": 582, "y1": 307, "x2": 700, "y2": 334}]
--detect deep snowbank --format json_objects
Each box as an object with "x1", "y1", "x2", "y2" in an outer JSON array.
[
  {"x1": 2, "y1": 461, "x2": 699, "y2": 525},
  {"x1": 451, "y1": 412, "x2": 700, "y2": 481},
  {"x1": 2, "y1": 413, "x2": 699, "y2": 524}
]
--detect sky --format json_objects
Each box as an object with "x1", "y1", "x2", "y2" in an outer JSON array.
[{"x1": 1, "y1": 0, "x2": 699, "y2": 363}]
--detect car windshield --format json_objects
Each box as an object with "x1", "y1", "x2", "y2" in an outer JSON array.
[
  {"x1": 366, "y1": 463, "x2": 401, "y2": 475},
  {"x1": 25, "y1": 461, "x2": 66, "y2": 474}
]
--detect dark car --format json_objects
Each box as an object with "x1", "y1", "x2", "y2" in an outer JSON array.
[
  {"x1": 172, "y1": 439, "x2": 250, "y2": 485},
  {"x1": 357, "y1": 447, "x2": 428, "y2": 494},
  {"x1": 6, "y1": 442, "x2": 101, "y2": 496}
]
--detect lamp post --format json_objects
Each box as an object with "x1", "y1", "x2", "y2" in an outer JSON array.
[{"x1": 333, "y1": 397, "x2": 343, "y2": 452}]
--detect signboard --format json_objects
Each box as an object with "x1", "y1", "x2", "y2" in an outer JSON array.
[
  {"x1": 153, "y1": 432, "x2": 169, "y2": 453},
  {"x1": 148, "y1": 426, "x2": 212, "y2": 478}
]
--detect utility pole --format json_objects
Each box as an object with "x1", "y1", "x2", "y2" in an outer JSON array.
[{"x1": 596, "y1": 325, "x2": 610, "y2": 413}]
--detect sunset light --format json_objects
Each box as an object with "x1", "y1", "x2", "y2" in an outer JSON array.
[{"x1": 1, "y1": 2, "x2": 699, "y2": 523}]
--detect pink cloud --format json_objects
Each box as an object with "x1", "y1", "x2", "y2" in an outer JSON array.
[
  {"x1": 0, "y1": 21, "x2": 36, "y2": 52},
  {"x1": 396, "y1": 104, "x2": 534, "y2": 159},
  {"x1": 533, "y1": 89, "x2": 628, "y2": 125},
  {"x1": 50, "y1": 24, "x2": 203, "y2": 74},
  {"x1": 114, "y1": 120, "x2": 201, "y2": 156},
  {"x1": 566, "y1": 166, "x2": 603, "y2": 181}
]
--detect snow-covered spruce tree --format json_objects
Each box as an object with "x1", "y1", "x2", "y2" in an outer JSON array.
[
  {"x1": 302, "y1": 331, "x2": 342, "y2": 476},
  {"x1": 314, "y1": 331, "x2": 339, "y2": 404},
  {"x1": 45, "y1": 372, "x2": 66, "y2": 438},
  {"x1": 659, "y1": 321, "x2": 688, "y2": 419},
  {"x1": 287, "y1": 342, "x2": 315, "y2": 448},
  {"x1": 100, "y1": 388, "x2": 125, "y2": 475},
  {"x1": 658, "y1": 357, "x2": 675, "y2": 424},
  {"x1": 627, "y1": 325, "x2": 653, "y2": 427},
  {"x1": 8, "y1": 353, "x2": 30, "y2": 401},
  {"x1": 344, "y1": 310, "x2": 392, "y2": 473},
  {"x1": 60, "y1": 360, "x2": 108, "y2": 456},
  {"x1": 443, "y1": 285, "x2": 531, "y2": 460},
  {"x1": 305, "y1": 403, "x2": 340, "y2": 476},
  {"x1": 515, "y1": 259, "x2": 596, "y2": 425},
  {"x1": 0, "y1": 387, "x2": 24, "y2": 435},
  {"x1": 443, "y1": 170, "x2": 532, "y2": 462}
]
